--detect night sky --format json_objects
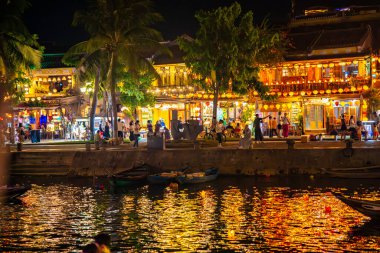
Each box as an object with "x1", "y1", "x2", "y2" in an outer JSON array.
[{"x1": 22, "y1": 0, "x2": 378, "y2": 52}]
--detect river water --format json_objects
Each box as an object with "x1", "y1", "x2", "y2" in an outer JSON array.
[{"x1": 0, "y1": 175, "x2": 379, "y2": 252}]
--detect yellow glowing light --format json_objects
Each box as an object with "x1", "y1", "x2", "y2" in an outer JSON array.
[
  {"x1": 363, "y1": 85, "x2": 369, "y2": 91},
  {"x1": 277, "y1": 92, "x2": 282, "y2": 96},
  {"x1": 210, "y1": 94, "x2": 214, "y2": 99},
  {"x1": 289, "y1": 91, "x2": 294, "y2": 97},
  {"x1": 263, "y1": 104, "x2": 269, "y2": 110},
  {"x1": 276, "y1": 104, "x2": 280, "y2": 109},
  {"x1": 338, "y1": 88, "x2": 343, "y2": 93},
  {"x1": 326, "y1": 89, "x2": 331, "y2": 94},
  {"x1": 350, "y1": 87, "x2": 356, "y2": 92},
  {"x1": 313, "y1": 90, "x2": 318, "y2": 95},
  {"x1": 300, "y1": 91, "x2": 306, "y2": 96}
]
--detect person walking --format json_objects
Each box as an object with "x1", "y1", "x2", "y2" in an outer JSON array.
[
  {"x1": 253, "y1": 114, "x2": 269, "y2": 143},
  {"x1": 133, "y1": 120, "x2": 141, "y2": 147},
  {"x1": 282, "y1": 113, "x2": 290, "y2": 138},
  {"x1": 277, "y1": 112, "x2": 283, "y2": 138},
  {"x1": 128, "y1": 121, "x2": 135, "y2": 142},
  {"x1": 216, "y1": 119, "x2": 224, "y2": 148},
  {"x1": 103, "y1": 122, "x2": 110, "y2": 140},
  {"x1": 268, "y1": 115, "x2": 277, "y2": 138},
  {"x1": 147, "y1": 120, "x2": 153, "y2": 137},
  {"x1": 340, "y1": 113, "x2": 347, "y2": 141}
]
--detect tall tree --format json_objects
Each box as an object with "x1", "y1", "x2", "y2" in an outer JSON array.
[
  {"x1": 0, "y1": 0, "x2": 42, "y2": 143},
  {"x1": 119, "y1": 72, "x2": 155, "y2": 119},
  {"x1": 63, "y1": 43, "x2": 108, "y2": 140},
  {"x1": 72, "y1": 0, "x2": 166, "y2": 139},
  {"x1": 177, "y1": 2, "x2": 285, "y2": 125}
]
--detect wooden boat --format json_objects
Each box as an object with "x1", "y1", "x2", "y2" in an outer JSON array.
[
  {"x1": 176, "y1": 168, "x2": 219, "y2": 184},
  {"x1": 110, "y1": 165, "x2": 149, "y2": 187},
  {"x1": 147, "y1": 171, "x2": 182, "y2": 184},
  {"x1": 334, "y1": 193, "x2": 380, "y2": 220},
  {"x1": 323, "y1": 165, "x2": 380, "y2": 178},
  {"x1": 0, "y1": 184, "x2": 31, "y2": 201}
]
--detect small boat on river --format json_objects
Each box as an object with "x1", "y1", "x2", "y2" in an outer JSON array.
[
  {"x1": 334, "y1": 193, "x2": 380, "y2": 220},
  {"x1": 147, "y1": 171, "x2": 182, "y2": 184},
  {"x1": 0, "y1": 184, "x2": 31, "y2": 201},
  {"x1": 323, "y1": 165, "x2": 380, "y2": 179},
  {"x1": 110, "y1": 165, "x2": 149, "y2": 187},
  {"x1": 176, "y1": 168, "x2": 219, "y2": 184}
]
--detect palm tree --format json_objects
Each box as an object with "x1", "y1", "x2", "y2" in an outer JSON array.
[
  {"x1": 0, "y1": 0, "x2": 42, "y2": 143},
  {"x1": 0, "y1": 0, "x2": 41, "y2": 80},
  {"x1": 63, "y1": 43, "x2": 108, "y2": 140},
  {"x1": 72, "y1": 0, "x2": 166, "y2": 139}
]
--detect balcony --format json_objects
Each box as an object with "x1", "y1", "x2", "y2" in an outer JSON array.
[{"x1": 265, "y1": 79, "x2": 370, "y2": 97}]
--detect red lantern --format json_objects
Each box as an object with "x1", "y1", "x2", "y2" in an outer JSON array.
[
  {"x1": 335, "y1": 101, "x2": 339, "y2": 106},
  {"x1": 325, "y1": 206, "x2": 332, "y2": 214}
]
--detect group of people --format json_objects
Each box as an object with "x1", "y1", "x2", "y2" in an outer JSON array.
[
  {"x1": 337, "y1": 112, "x2": 379, "y2": 141},
  {"x1": 82, "y1": 233, "x2": 111, "y2": 253}
]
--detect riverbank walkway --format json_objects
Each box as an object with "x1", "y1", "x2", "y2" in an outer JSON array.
[{"x1": 3, "y1": 137, "x2": 380, "y2": 152}]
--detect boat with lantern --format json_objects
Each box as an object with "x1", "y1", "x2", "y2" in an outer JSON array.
[
  {"x1": 0, "y1": 184, "x2": 31, "y2": 201},
  {"x1": 334, "y1": 193, "x2": 380, "y2": 220},
  {"x1": 323, "y1": 165, "x2": 380, "y2": 178},
  {"x1": 176, "y1": 168, "x2": 219, "y2": 184}
]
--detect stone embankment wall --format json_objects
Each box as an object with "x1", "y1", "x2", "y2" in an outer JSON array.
[{"x1": 9, "y1": 147, "x2": 380, "y2": 177}]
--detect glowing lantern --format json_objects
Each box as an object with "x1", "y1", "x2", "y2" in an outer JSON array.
[
  {"x1": 350, "y1": 87, "x2": 356, "y2": 92},
  {"x1": 221, "y1": 93, "x2": 226, "y2": 98},
  {"x1": 307, "y1": 90, "x2": 312, "y2": 96},
  {"x1": 300, "y1": 91, "x2": 306, "y2": 96},
  {"x1": 282, "y1": 92, "x2": 288, "y2": 97},
  {"x1": 332, "y1": 89, "x2": 338, "y2": 94},
  {"x1": 340, "y1": 102, "x2": 345, "y2": 106},
  {"x1": 289, "y1": 91, "x2": 294, "y2": 96},
  {"x1": 338, "y1": 88, "x2": 343, "y2": 93},
  {"x1": 197, "y1": 93, "x2": 202, "y2": 98},
  {"x1": 319, "y1": 90, "x2": 325, "y2": 94},
  {"x1": 305, "y1": 63, "x2": 310, "y2": 67},
  {"x1": 270, "y1": 91, "x2": 276, "y2": 96},
  {"x1": 203, "y1": 94, "x2": 209, "y2": 99},
  {"x1": 325, "y1": 206, "x2": 332, "y2": 214},
  {"x1": 353, "y1": 60, "x2": 358, "y2": 64},
  {"x1": 344, "y1": 87, "x2": 350, "y2": 92},
  {"x1": 263, "y1": 104, "x2": 269, "y2": 110},
  {"x1": 179, "y1": 94, "x2": 184, "y2": 98},
  {"x1": 277, "y1": 92, "x2": 282, "y2": 96},
  {"x1": 329, "y1": 63, "x2": 335, "y2": 67},
  {"x1": 210, "y1": 94, "x2": 214, "y2": 99},
  {"x1": 281, "y1": 104, "x2": 287, "y2": 108},
  {"x1": 335, "y1": 101, "x2": 340, "y2": 106},
  {"x1": 363, "y1": 85, "x2": 369, "y2": 91},
  {"x1": 276, "y1": 104, "x2": 281, "y2": 109},
  {"x1": 228, "y1": 230, "x2": 235, "y2": 239},
  {"x1": 339, "y1": 62, "x2": 346, "y2": 66},
  {"x1": 363, "y1": 104, "x2": 368, "y2": 109},
  {"x1": 287, "y1": 103, "x2": 292, "y2": 109},
  {"x1": 355, "y1": 100, "x2": 360, "y2": 106},
  {"x1": 317, "y1": 64, "x2": 322, "y2": 68},
  {"x1": 326, "y1": 89, "x2": 331, "y2": 94},
  {"x1": 357, "y1": 86, "x2": 363, "y2": 91},
  {"x1": 313, "y1": 90, "x2": 318, "y2": 95},
  {"x1": 269, "y1": 104, "x2": 275, "y2": 109},
  {"x1": 323, "y1": 64, "x2": 328, "y2": 68}
]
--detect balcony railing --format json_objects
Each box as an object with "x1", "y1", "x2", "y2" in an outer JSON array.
[{"x1": 267, "y1": 79, "x2": 370, "y2": 96}]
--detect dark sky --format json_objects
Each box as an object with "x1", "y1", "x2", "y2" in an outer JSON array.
[{"x1": 23, "y1": 0, "x2": 379, "y2": 52}]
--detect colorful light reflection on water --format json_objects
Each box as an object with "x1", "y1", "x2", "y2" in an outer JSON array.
[{"x1": 0, "y1": 176, "x2": 379, "y2": 252}]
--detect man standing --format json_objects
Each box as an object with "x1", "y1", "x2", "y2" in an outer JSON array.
[
  {"x1": 268, "y1": 115, "x2": 278, "y2": 138},
  {"x1": 117, "y1": 118, "x2": 124, "y2": 142},
  {"x1": 253, "y1": 114, "x2": 270, "y2": 143}
]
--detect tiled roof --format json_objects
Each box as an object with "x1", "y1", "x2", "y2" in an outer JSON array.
[
  {"x1": 41, "y1": 54, "x2": 69, "y2": 69},
  {"x1": 313, "y1": 27, "x2": 369, "y2": 49},
  {"x1": 152, "y1": 42, "x2": 184, "y2": 65}
]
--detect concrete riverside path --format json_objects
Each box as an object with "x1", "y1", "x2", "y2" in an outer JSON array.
[{"x1": 4, "y1": 138, "x2": 380, "y2": 177}]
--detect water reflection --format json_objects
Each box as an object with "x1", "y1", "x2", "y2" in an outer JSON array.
[{"x1": 0, "y1": 177, "x2": 379, "y2": 252}]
